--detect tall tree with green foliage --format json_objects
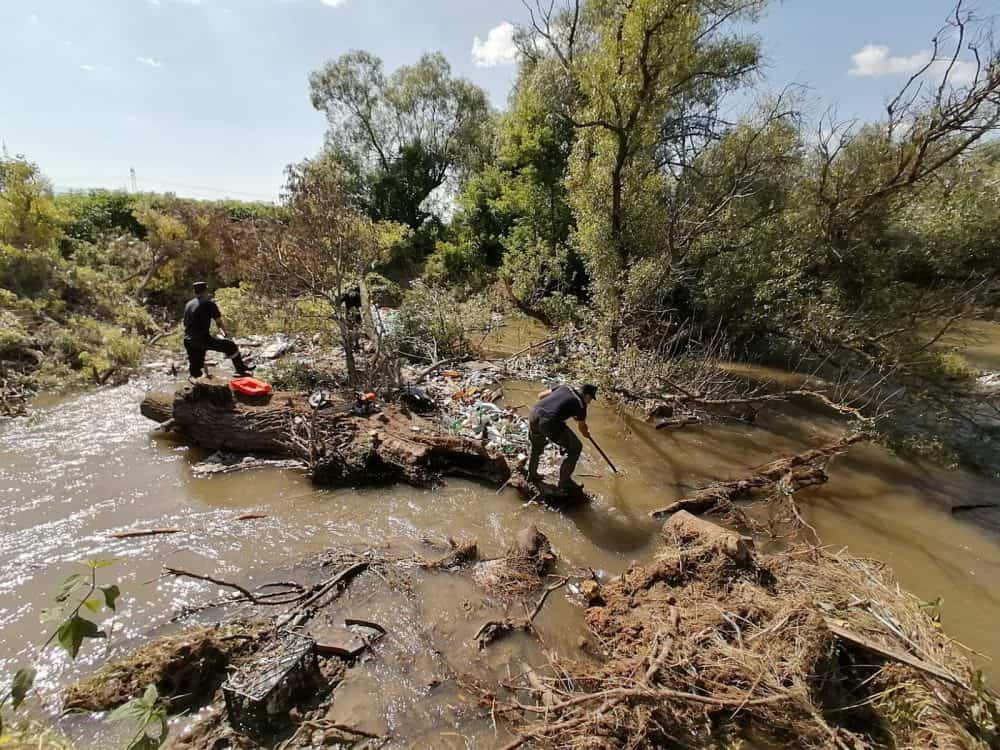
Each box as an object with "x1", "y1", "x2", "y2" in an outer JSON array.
[
  {"x1": 309, "y1": 51, "x2": 492, "y2": 248},
  {"x1": 448, "y1": 61, "x2": 582, "y2": 319},
  {"x1": 518, "y1": 0, "x2": 765, "y2": 344},
  {"x1": 0, "y1": 156, "x2": 66, "y2": 250}
]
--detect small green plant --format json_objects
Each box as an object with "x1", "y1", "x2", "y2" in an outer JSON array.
[
  {"x1": 918, "y1": 596, "x2": 943, "y2": 626},
  {"x1": 926, "y1": 352, "x2": 981, "y2": 384},
  {"x1": 266, "y1": 359, "x2": 343, "y2": 391},
  {"x1": 1, "y1": 561, "x2": 168, "y2": 749},
  {"x1": 109, "y1": 684, "x2": 169, "y2": 750},
  {"x1": 39, "y1": 558, "x2": 120, "y2": 658}
]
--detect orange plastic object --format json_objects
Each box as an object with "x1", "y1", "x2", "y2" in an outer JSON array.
[
  {"x1": 230, "y1": 377, "x2": 273, "y2": 397},
  {"x1": 362, "y1": 392, "x2": 377, "y2": 402}
]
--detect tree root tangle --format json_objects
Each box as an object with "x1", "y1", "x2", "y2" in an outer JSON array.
[{"x1": 478, "y1": 511, "x2": 1000, "y2": 750}]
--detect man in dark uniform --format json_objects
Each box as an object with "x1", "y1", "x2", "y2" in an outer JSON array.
[
  {"x1": 527, "y1": 383, "x2": 598, "y2": 491},
  {"x1": 339, "y1": 284, "x2": 363, "y2": 350},
  {"x1": 182, "y1": 281, "x2": 254, "y2": 379}
]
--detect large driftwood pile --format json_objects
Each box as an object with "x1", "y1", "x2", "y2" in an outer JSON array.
[{"x1": 141, "y1": 379, "x2": 510, "y2": 486}]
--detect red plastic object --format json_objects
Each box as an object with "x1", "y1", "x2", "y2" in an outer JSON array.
[{"x1": 230, "y1": 377, "x2": 273, "y2": 397}]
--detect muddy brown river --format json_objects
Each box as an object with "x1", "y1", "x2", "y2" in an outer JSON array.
[{"x1": 2, "y1": 323, "x2": 1000, "y2": 748}]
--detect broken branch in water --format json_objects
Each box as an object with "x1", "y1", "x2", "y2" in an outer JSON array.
[
  {"x1": 110, "y1": 528, "x2": 183, "y2": 539},
  {"x1": 162, "y1": 566, "x2": 259, "y2": 603},
  {"x1": 650, "y1": 434, "x2": 863, "y2": 518},
  {"x1": 474, "y1": 576, "x2": 569, "y2": 649}
]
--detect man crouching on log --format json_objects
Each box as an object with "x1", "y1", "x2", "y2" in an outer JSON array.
[
  {"x1": 527, "y1": 383, "x2": 597, "y2": 493},
  {"x1": 182, "y1": 281, "x2": 254, "y2": 379}
]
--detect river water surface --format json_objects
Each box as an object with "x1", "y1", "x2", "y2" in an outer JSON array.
[{"x1": 2, "y1": 324, "x2": 1000, "y2": 748}]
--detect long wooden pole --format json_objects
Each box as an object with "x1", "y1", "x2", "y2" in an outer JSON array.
[{"x1": 587, "y1": 435, "x2": 618, "y2": 474}]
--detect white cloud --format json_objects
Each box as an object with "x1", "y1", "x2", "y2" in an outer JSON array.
[
  {"x1": 849, "y1": 43, "x2": 981, "y2": 86},
  {"x1": 320, "y1": 0, "x2": 347, "y2": 6},
  {"x1": 849, "y1": 44, "x2": 931, "y2": 76},
  {"x1": 472, "y1": 22, "x2": 518, "y2": 67},
  {"x1": 137, "y1": 56, "x2": 165, "y2": 68},
  {"x1": 29, "y1": 13, "x2": 39, "y2": 24},
  {"x1": 148, "y1": 0, "x2": 160, "y2": 4},
  {"x1": 80, "y1": 64, "x2": 96, "y2": 73},
  {"x1": 929, "y1": 59, "x2": 978, "y2": 86}
]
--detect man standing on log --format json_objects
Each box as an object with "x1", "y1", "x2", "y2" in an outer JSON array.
[
  {"x1": 527, "y1": 383, "x2": 597, "y2": 492},
  {"x1": 182, "y1": 281, "x2": 254, "y2": 379}
]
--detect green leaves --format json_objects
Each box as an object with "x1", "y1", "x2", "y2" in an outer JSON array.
[
  {"x1": 56, "y1": 615, "x2": 105, "y2": 659},
  {"x1": 1, "y1": 665, "x2": 37, "y2": 735},
  {"x1": 54, "y1": 573, "x2": 86, "y2": 603},
  {"x1": 86, "y1": 558, "x2": 118, "y2": 570},
  {"x1": 43, "y1": 563, "x2": 121, "y2": 659},
  {"x1": 102, "y1": 585, "x2": 121, "y2": 612},
  {"x1": 111, "y1": 684, "x2": 168, "y2": 750},
  {"x1": 11, "y1": 667, "x2": 35, "y2": 710}
]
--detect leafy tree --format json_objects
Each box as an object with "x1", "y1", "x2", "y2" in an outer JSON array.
[
  {"x1": 449, "y1": 60, "x2": 581, "y2": 318},
  {"x1": 56, "y1": 190, "x2": 145, "y2": 251},
  {"x1": 246, "y1": 156, "x2": 405, "y2": 384},
  {"x1": 309, "y1": 51, "x2": 492, "y2": 244},
  {"x1": 0, "y1": 156, "x2": 66, "y2": 250}
]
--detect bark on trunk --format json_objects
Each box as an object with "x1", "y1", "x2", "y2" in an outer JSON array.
[
  {"x1": 141, "y1": 379, "x2": 510, "y2": 487},
  {"x1": 650, "y1": 434, "x2": 863, "y2": 518}
]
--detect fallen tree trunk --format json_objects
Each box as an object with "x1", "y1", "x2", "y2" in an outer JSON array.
[
  {"x1": 141, "y1": 379, "x2": 510, "y2": 487},
  {"x1": 650, "y1": 434, "x2": 863, "y2": 518}
]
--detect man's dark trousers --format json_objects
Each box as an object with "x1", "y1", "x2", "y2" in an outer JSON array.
[
  {"x1": 184, "y1": 336, "x2": 240, "y2": 378},
  {"x1": 528, "y1": 413, "x2": 582, "y2": 486}
]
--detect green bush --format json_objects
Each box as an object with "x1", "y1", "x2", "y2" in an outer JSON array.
[
  {"x1": 51, "y1": 316, "x2": 143, "y2": 383},
  {"x1": 536, "y1": 291, "x2": 585, "y2": 328},
  {"x1": 365, "y1": 272, "x2": 403, "y2": 307},
  {"x1": 391, "y1": 281, "x2": 490, "y2": 360},
  {"x1": 422, "y1": 240, "x2": 487, "y2": 289},
  {"x1": 0, "y1": 243, "x2": 61, "y2": 297},
  {"x1": 0, "y1": 310, "x2": 33, "y2": 359},
  {"x1": 925, "y1": 352, "x2": 981, "y2": 384}
]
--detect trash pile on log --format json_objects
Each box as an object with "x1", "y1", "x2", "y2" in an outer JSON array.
[
  {"x1": 482, "y1": 511, "x2": 1000, "y2": 750},
  {"x1": 141, "y1": 369, "x2": 586, "y2": 503},
  {"x1": 142, "y1": 378, "x2": 510, "y2": 487}
]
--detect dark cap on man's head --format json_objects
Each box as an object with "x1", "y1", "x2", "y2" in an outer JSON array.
[
  {"x1": 581, "y1": 383, "x2": 598, "y2": 398},
  {"x1": 193, "y1": 281, "x2": 208, "y2": 292}
]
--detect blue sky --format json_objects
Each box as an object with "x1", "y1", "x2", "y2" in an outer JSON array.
[{"x1": 0, "y1": 0, "x2": 980, "y2": 201}]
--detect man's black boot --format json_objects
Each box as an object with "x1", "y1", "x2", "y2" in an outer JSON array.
[{"x1": 232, "y1": 354, "x2": 255, "y2": 376}]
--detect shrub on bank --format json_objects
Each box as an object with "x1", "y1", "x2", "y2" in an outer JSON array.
[
  {"x1": 0, "y1": 243, "x2": 60, "y2": 298},
  {"x1": 51, "y1": 317, "x2": 144, "y2": 384},
  {"x1": 391, "y1": 281, "x2": 491, "y2": 361}
]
